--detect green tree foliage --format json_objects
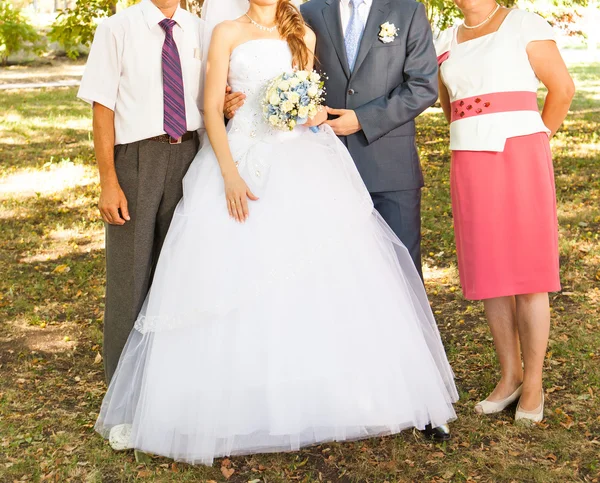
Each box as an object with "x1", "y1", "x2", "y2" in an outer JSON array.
[
  {"x1": 48, "y1": 0, "x2": 116, "y2": 59},
  {"x1": 0, "y1": 1, "x2": 44, "y2": 65},
  {"x1": 419, "y1": 0, "x2": 590, "y2": 30},
  {"x1": 48, "y1": 0, "x2": 590, "y2": 59}
]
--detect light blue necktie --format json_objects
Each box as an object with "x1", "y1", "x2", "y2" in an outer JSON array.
[{"x1": 345, "y1": 0, "x2": 366, "y2": 72}]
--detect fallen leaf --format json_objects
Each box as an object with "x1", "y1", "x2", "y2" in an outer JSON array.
[
  {"x1": 94, "y1": 352, "x2": 102, "y2": 364},
  {"x1": 53, "y1": 264, "x2": 70, "y2": 274},
  {"x1": 221, "y1": 467, "x2": 235, "y2": 480}
]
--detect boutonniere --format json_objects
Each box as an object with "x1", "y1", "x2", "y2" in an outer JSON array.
[{"x1": 378, "y1": 22, "x2": 398, "y2": 44}]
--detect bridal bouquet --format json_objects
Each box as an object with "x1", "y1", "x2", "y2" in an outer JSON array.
[{"x1": 262, "y1": 70, "x2": 326, "y2": 132}]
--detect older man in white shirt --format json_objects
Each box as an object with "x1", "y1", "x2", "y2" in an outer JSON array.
[{"x1": 78, "y1": 0, "x2": 243, "y2": 382}]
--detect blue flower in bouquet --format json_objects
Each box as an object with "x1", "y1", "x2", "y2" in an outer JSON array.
[{"x1": 262, "y1": 70, "x2": 326, "y2": 132}]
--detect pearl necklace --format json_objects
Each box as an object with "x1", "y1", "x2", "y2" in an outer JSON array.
[
  {"x1": 245, "y1": 13, "x2": 278, "y2": 33},
  {"x1": 463, "y1": 3, "x2": 501, "y2": 30}
]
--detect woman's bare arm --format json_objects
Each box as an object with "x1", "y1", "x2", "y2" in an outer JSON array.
[
  {"x1": 438, "y1": 72, "x2": 451, "y2": 124},
  {"x1": 528, "y1": 40, "x2": 575, "y2": 137},
  {"x1": 204, "y1": 23, "x2": 258, "y2": 223}
]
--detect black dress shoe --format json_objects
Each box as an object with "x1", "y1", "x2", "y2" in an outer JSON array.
[{"x1": 420, "y1": 424, "x2": 451, "y2": 442}]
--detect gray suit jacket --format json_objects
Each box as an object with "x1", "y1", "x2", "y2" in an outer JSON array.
[{"x1": 301, "y1": 0, "x2": 438, "y2": 193}]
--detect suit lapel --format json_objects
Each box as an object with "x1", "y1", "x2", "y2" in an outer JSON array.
[
  {"x1": 351, "y1": 0, "x2": 391, "y2": 79},
  {"x1": 322, "y1": 0, "x2": 351, "y2": 79}
]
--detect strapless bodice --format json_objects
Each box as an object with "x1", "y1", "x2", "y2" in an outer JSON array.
[{"x1": 227, "y1": 39, "x2": 294, "y2": 139}]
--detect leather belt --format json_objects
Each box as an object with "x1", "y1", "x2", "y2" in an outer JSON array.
[{"x1": 148, "y1": 131, "x2": 196, "y2": 144}]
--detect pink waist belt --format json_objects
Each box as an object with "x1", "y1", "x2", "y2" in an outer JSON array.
[{"x1": 451, "y1": 91, "x2": 539, "y2": 123}]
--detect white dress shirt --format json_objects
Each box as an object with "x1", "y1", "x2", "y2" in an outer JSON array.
[
  {"x1": 435, "y1": 10, "x2": 554, "y2": 151},
  {"x1": 78, "y1": 0, "x2": 204, "y2": 145},
  {"x1": 340, "y1": 0, "x2": 373, "y2": 36}
]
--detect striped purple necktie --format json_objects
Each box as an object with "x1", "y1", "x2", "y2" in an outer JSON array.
[{"x1": 159, "y1": 19, "x2": 187, "y2": 140}]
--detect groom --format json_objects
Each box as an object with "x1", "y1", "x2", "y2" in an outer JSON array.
[
  {"x1": 301, "y1": 0, "x2": 436, "y2": 280},
  {"x1": 300, "y1": 0, "x2": 449, "y2": 439}
]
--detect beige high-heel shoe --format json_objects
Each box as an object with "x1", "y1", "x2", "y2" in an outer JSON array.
[
  {"x1": 515, "y1": 391, "x2": 545, "y2": 424},
  {"x1": 474, "y1": 384, "x2": 523, "y2": 415}
]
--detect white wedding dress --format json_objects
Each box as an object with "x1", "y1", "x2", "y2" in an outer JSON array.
[{"x1": 95, "y1": 39, "x2": 458, "y2": 465}]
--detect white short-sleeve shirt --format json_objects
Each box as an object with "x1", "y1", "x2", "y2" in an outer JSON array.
[
  {"x1": 435, "y1": 9, "x2": 556, "y2": 152},
  {"x1": 78, "y1": 0, "x2": 204, "y2": 145}
]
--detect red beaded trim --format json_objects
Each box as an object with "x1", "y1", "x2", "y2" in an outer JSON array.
[{"x1": 451, "y1": 91, "x2": 539, "y2": 123}]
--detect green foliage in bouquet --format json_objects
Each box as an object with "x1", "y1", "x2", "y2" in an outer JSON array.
[{"x1": 0, "y1": 1, "x2": 44, "y2": 65}]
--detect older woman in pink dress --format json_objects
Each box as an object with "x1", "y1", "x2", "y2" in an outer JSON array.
[{"x1": 435, "y1": 1, "x2": 575, "y2": 423}]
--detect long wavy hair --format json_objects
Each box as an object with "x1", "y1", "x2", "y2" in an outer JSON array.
[{"x1": 276, "y1": 0, "x2": 310, "y2": 69}]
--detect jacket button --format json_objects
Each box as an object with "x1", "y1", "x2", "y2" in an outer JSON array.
[{"x1": 348, "y1": 89, "x2": 355, "y2": 95}]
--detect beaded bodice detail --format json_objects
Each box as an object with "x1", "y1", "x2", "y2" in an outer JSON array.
[{"x1": 227, "y1": 39, "x2": 293, "y2": 139}]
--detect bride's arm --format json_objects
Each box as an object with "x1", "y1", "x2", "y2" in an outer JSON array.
[
  {"x1": 304, "y1": 28, "x2": 316, "y2": 71},
  {"x1": 204, "y1": 23, "x2": 258, "y2": 223},
  {"x1": 303, "y1": 28, "x2": 328, "y2": 127}
]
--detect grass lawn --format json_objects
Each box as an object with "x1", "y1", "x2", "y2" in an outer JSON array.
[{"x1": 0, "y1": 62, "x2": 599, "y2": 483}]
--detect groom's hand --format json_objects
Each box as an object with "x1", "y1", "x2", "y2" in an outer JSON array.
[
  {"x1": 324, "y1": 107, "x2": 362, "y2": 136},
  {"x1": 224, "y1": 86, "x2": 246, "y2": 119}
]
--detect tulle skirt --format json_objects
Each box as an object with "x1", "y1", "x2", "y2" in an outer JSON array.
[{"x1": 95, "y1": 125, "x2": 458, "y2": 465}]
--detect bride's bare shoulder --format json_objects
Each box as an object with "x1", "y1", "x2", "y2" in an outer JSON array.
[
  {"x1": 212, "y1": 18, "x2": 247, "y2": 38},
  {"x1": 210, "y1": 19, "x2": 245, "y2": 50}
]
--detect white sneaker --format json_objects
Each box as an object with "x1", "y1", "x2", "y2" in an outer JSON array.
[{"x1": 108, "y1": 424, "x2": 133, "y2": 451}]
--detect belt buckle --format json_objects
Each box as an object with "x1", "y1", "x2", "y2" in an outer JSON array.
[{"x1": 169, "y1": 136, "x2": 182, "y2": 145}]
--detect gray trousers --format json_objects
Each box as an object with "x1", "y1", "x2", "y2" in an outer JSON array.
[
  {"x1": 104, "y1": 135, "x2": 200, "y2": 382},
  {"x1": 371, "y1": 189, "x2": 423, "y2": 280}
]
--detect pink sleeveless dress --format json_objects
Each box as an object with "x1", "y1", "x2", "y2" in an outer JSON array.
[{"x1": 435, "y1": 10, "x2": 561, "y2": 300}]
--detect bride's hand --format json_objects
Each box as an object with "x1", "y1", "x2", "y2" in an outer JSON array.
[
  {"x1": 224, "y1": 172, "x2": 259, "y2": 222},
  {"x1": 305, "y1": 106, "x2": 328, "y2": 128}
]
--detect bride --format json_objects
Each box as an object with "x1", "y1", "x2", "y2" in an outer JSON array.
[{"x1": 96, "y1": 0, "x2": 458, "y2": 465}]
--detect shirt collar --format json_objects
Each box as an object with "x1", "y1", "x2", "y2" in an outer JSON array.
[
  {"x1": 140, "y1": 0, "x2": 191, "y2": 32},
  {"x1": 340, "y1": 0, "x2": 373, "y2": 8}
]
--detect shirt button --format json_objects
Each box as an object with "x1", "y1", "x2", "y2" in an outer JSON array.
[{"x1": 348, "y1": 89, "x2": 355, "y2": 95}]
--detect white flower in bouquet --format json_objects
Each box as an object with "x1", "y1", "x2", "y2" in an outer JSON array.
[
  {"x1": 298, "y1": 106, "x2": 310, "y2": 118},
  {"x1": 269, "y1": 90, "x2": 281, "y2": 106},
  {"x1": 281, "y1": 100, "x2": 294, "y2": 113},
  {"x1": 289, "y1": 77, "x2": 300, "y2": 88},
  {"x1": 307, "y1": 85, "x2": 319, "y2": 98},
  {"x1": 287, "y1": 91, "x2": 301, "y2": 104},
  {"x1": 296, "y1": 71, "x2": 309, "y2": 81},
  {"x1": 309, "y1": 72, "x2": 321, "y2": 83},
  {"x1": 278, "y1": 80, "x2": 291, "y2": 91}
]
